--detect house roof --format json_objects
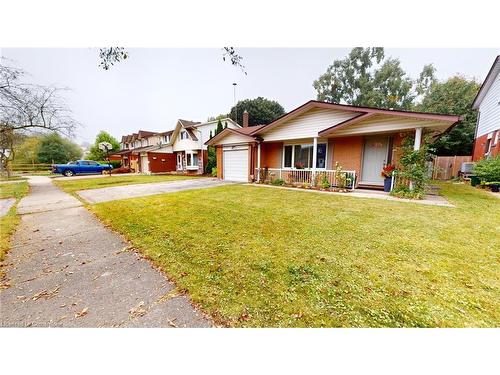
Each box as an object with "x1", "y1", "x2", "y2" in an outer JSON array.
[
  {"x1": 252, "y1": 100, "x2": 461, "y2": 136},
  {"x1": 111, "y1": 149, "x2": 132, "y2": 156},
  {"x1": 185, "y1": 128, "x2": 198, "y2": 141},
  {"x1": 130, "y1": 145, "x2": 160, "y2": 154},
  {"x1": 472, "y1": 55, "x2": 500, "y2": 109},
  {"x1": 178, "y1": 119, "x2": 201, "y2": 128},
  {"x1": 204, "y1": 126, "x2": 263, "y2": 146}
]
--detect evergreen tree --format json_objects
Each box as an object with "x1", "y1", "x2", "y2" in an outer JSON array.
[{"x1": 216, "y1": 119, "x2": 223, "y2": 134}]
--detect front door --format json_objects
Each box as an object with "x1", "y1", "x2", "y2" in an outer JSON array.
[
  {"x1": 176, "y1": 153, "x2": 183, "y2": 171},
  {"x1": 141, "y1": 155, "x2": 149, "y2": 173},
  {"x1": 361, "y1": 136, "x2": 389, "y2": 185}
]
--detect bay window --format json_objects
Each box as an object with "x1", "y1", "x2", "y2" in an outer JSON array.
[{"x1": 282, "y1": 143, "x2": 327, "y2": 169}]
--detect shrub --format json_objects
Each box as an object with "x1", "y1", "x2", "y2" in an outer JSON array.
[
  {"x1": 334, "y1": 162, "x2": 347, "y2": 189},
  {"x1": 271, "y1": 178, "x2": 285, "y2": 186},
  {"x1": 474, "y1": 156, "x2": 500, "y2": 183},
  {"x1": 98, "y1": 160, "x2": 121, "y2": 169},
  {"x1": 211, "y1": 167, "x2": 217, "y2": 177},
  {"x1": 390, "y1": 135, "x2": 433, "y2": 199},
  {"x1": 320, "y1": 173, "x2": 330, "y2": 189},
  {"x1": 111, "y1": 166, "x2": 131, "y2": 174}
]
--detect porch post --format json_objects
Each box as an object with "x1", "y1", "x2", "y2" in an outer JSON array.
[
  {"x1": 312, "y1": 137, "x2": 318, "y2": 185},
  {"x1": 414, "y1": 127, "x2": 423, "y2": 151},
  {"x1": 410, "y1": 127, "x2": 423, "y2": 190},
  {"x1": 257, "y1": 142, "x2": 261, "y2": 182}
]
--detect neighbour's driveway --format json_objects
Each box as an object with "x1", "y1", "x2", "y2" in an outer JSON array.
[
  {"x1": 0, "y1": 176, "x2": 212, "y2": 327},
  {"x1": 77, "y1": 177, "x2": 232, "y2": 203}
]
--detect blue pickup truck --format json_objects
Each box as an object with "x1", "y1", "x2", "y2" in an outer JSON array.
[{"x1": 52, "y1": 160, "x2": 113, "y2": 177}]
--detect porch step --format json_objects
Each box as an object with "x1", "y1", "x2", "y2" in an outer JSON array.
[{"x1": 357, "y1": 184, "x2": 384, "y2": 191}]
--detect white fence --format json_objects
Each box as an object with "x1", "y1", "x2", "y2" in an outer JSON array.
[{"x1": 256, "y1": 168, "x2": 356, "y2": 190}]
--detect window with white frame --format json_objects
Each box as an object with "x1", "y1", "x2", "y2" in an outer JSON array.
[
  {"x1": 164, "y1": 135, "x2": 170, "y2": 143},
  {"x1": 186, "y1": 152, "x2": 198, "y2": 167},
  {"x1": 180, "y1": 131, "x2": 189, "y2": 140},
  {"x1": 283, "y1": 143, "x2": 327, "y2": 169}
]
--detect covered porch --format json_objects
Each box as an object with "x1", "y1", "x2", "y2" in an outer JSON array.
[{"x1": 252, "y1": 127, "x2": 425, "y2": 190}]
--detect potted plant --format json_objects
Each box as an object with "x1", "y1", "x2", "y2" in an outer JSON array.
[{"x1": 381, "y1": 164, "x2": 396, "y2": 192}]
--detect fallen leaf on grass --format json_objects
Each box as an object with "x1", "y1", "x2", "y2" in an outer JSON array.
[{"x1": 75, "y1": 307, "x2": 88, "y2": 318}]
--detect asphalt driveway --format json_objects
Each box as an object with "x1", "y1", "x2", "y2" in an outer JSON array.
[
  {"x1": 0, "y1": 176, "x2": 212, "y2": 327},
  {"x1": 77, "y1": 177, "x2": 232, "y2": 203}
]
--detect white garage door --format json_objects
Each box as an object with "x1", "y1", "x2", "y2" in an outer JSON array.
[{"x1": 223, "y1": 148, "x2": 248, "y2": 182}]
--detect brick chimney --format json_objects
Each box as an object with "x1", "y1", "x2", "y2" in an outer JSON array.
[{"x1": 242, "y1": 110, "x2": 249, "y2": 127}]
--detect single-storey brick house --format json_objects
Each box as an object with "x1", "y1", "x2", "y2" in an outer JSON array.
[
  {"x1": 206, "y1": 100, "x2": 460, "y2": 188},
  {"x1": 472, "y1": 55, "x2": 500, "y2": 161}
]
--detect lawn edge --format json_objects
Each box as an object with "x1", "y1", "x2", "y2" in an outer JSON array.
[{"x1": 85, "y1": 204, "x2": 223, "y2": 327}]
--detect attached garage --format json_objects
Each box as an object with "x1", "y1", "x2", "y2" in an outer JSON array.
[{"x1": 223, "y1": 146, "x2": 248, "y2": 182}]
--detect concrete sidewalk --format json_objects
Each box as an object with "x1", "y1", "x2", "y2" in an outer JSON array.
[
  {"x1": 77, "y1": 177, "x2": 231, "y2": 204},
  {"x1": 0, "y1": 176, "x2": 212, "y2": 327}
]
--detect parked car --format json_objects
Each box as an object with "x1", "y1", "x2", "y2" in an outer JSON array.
[{"x1": 52, "y1": 160, "x2": 113, "y2": 177}]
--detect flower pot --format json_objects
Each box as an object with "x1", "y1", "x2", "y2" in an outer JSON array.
[{"x1": 383, "y1": 177, "x2": 392, "y2": 192}]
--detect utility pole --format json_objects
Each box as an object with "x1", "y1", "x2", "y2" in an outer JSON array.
[{"x1": 232, "y1": 82, "x2": 237, "y2": 122}]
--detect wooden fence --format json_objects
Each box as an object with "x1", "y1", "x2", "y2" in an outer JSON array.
[{"x1": 432, "y1": 156, "x2": 472, "y2": 180}]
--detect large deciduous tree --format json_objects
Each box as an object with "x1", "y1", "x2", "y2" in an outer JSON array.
[
  {"x1": 0, "y1": 62, "x2": 78, "y2": 135},
  {"x1": 36, "y1": 133, "x2": 82, "y2": 164},
  {"x1": 313, "y1": 47, "x2": 435, "y2": 110},
  {"x1": 229, "y1": 97, "x2": 286, "y2": 126},
  {"x1": 1, "y1": 61, "x2": 78, "y2": 175},
  {"x1": 418, "y1": 76, "x2": 480, "y2": 156},
  {"x1": 88, "y1": 131, "x2": 120, "y2": 161}
]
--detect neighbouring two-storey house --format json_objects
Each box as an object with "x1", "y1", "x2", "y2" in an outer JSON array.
[
  {"x1": 113, "y1": 117, "x2": 241, "y2": 174},
  {"x1": 114, "y1": 130, "x2": 175, "y2": 173},
  {"x1": 165, "y1": 117, "x2": 241, "y2": 174},
  {"x1": 472, "y1": 55, "x2": 500, "y2": 161}
]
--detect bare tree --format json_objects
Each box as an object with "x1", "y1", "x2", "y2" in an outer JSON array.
[{"x1": 0, "y1": 61, "x2": 78, "y2": 176}]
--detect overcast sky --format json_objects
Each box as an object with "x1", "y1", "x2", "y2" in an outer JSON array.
[{"x1": 2, "y1": 48, "x2": 499, "y2": 144}]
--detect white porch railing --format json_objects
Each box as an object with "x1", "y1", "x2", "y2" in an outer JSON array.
[{"x1": 255, "y1": 168, "x2": 356, "y2": 190}]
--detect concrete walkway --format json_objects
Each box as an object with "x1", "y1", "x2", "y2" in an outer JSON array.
[
  {"x1": 0, "y1": 198, "x2": 16, "y2": 217},
  {"x1": 77, "y1": 177, "x2": 231, "y2": 204},
  {"x1": 0, "y1": 176, "x2": 212, "y2": 327}
]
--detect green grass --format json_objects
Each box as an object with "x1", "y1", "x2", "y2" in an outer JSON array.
[
  {"x1": 0, "y1": 181, "x2": 29, "y2": 199},
  {"x1": 0, "y1": 176, "x2": 28, "y2": 181},
  {"x1": 0, "y1": 181, "x2": 29, "y2": 271},
  {"x1": 53, "y1": 174, "x2": 199, "y2": 193},
  {"x1": 90, "y1": 183, "x2": 500, "y2": 327}
]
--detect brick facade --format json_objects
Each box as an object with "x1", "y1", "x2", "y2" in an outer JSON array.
[
  {"x1": 472, "y1": 131, "x2": 500, "y2": 161},
  {"x1": 331, "y1": 136, "x2": 364, "y2": 177}
]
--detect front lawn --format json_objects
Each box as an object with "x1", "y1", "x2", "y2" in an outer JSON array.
[
  {"x1": 54, "y1": 174, "x2": 199, "y2": 193},
  {"x1": 91, "y1": 183, "x2": 500, "y2": 327},
  {"x1": 1, "y1": 181, "x2": 29, "y2": 269},
  {"x1": 0, "y1": 181, "x2": 29, "y2": 199}
]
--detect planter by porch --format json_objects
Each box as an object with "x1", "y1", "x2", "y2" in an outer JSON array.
[{"x1": 383, "y1": 177, "x2": 392, "y2": 192}]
